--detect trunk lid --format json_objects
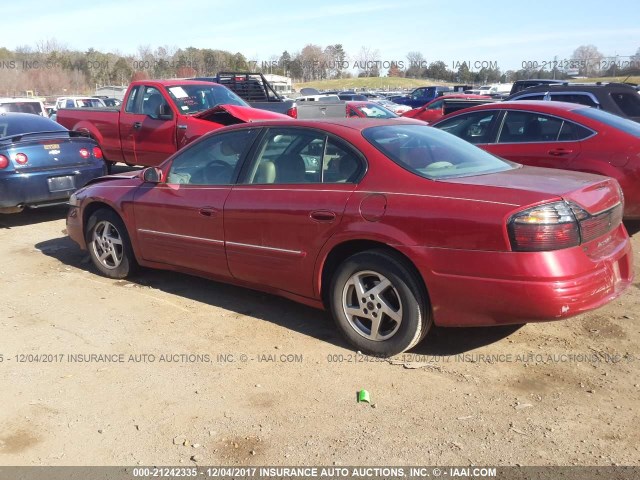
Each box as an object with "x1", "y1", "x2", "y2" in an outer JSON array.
[
  {"x1": 1, "y1": 133, "x2": 101, "y2": 172},
  {"x1": 447, "y1": 166, "x2": 622, "y2": 214}
]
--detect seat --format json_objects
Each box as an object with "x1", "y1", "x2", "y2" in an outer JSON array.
[
  {"x1": 522, "y1": 119, "x2": 542, "y2": 141},
  {"x1": 275, "y1": 153, "x2": 306, "y2": 183},
  {"x1": 254, "y1": 160, "x2": 276, "y2": 184},
  {"x1": 143, "y1": 93, "x2": 163, "y2": 116}
]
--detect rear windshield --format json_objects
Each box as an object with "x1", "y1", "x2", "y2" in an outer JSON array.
[
  {"x1": 0, "y1": 114, "x2": 66, "y2": 138},
  {"x1": 0, "y1": 101, "x2": 44, "y2": 116},
  {"x1": 573, "y1": 108, "x2": 640, "y2": 138},
  {"x1": 363, "y1": 124, "x2": 515, "y2": 180},
  {"x1": 166, "y1": 84, "x2": 248, "y2": 114}
]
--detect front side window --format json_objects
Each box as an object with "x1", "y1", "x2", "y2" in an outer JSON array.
[
  {"x1": 498, "y1": 111, "x2": 563, "y2": 143},
  {"x1": 435, "y1": 110, "x2": 497, "y2": 144},
  {"x1": 363, "y1": 124, "x2": 514, "y2": 180},
  {"x1": 166, "y1": 129, "x2": 258, "y2": 185},
  {"x1": 142, "y1": 87, "x2": 168, "y2": 117},
  {"x1": 426, "y1": 100, "x2": 443, "y2": 111},
  {"x1": 243, "y1": 128, "x2": 364, "y2": 184}
]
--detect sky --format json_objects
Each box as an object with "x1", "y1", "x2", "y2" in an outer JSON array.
[{"x1": 4, "y1": 0, "x2": 639, "y2": 73}]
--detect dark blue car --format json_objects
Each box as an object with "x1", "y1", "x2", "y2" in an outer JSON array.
[
  {"x1": 0, "y1": 113, "x2": 106, "y2": 213},
  {"x1": 390, "y1": 86, "x2": 453, "y2": 109}
]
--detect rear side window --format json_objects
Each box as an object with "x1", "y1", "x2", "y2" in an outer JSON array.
[
  {"x1": 610, "y1": 92, "x2": 640, "y2": 117},
  {"x1": 550, "y1": 94, "x2": 599, "y2": 108},
  {"x1": 125, "y1": 87, "x2": 142, "y2": 113},
  {"x1": 498, "y1": 111, "x2": 563, "y2": 143},
  {"x1": 558, "y1": 121, "x2": 594, "y2": 141}
]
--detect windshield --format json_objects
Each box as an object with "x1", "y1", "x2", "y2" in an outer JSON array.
[
  {"x1": 166, "y1": 84, "x2": 248, "y2": 114},
  {"x1": 363, "y1": 124, "x2": 515, "y2": 180},
  {"x1": 353, "y1": 103, "x2": 397, "y2": 118},
  {"x1": 574, "y1": 107, "x2": 640, "y2": 138}
]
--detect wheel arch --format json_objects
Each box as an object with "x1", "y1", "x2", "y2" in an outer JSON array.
[{"x1": 318, "y1": 239, "x2": 430, "y2": 311}]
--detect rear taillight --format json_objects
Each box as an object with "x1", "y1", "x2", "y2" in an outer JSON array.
[
  {"x1": 0, "y1": 154, "x2": 8, "y2": 169},
  {"x1": 508, "y1": 201, "x2": 580, "y2": 251},
  {"x1": 508, "y1": 201, "x2": 623, "y2": 252},
  {"x1": 92, "y1": 146, "x2": 103, "y2": 159},
  {"x1": 79, "y1": 148, "x2": 90, "y2": 159},
  {"x1": 15, "y1": 153, "x2": 28, "y2": 165},
  {"x1": 286, "y1": 106, "x2": 297, "y2": 118}
]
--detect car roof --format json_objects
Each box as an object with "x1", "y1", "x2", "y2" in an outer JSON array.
[
  {"x1": 516, "y1": 82, "x2": 637, "y2": 93},
  {"x1": 144, "y1": 79, "x2": 228, "y2": 87},
  {"x1": 0, "y1": 97, "x2": 43, "y2": 102},
  {"x1": 234, "y1": 117, "x2": 424, "y2": 131},
  {"x1": 460, "y1": 100, "x2": 588, "y2": 112}
]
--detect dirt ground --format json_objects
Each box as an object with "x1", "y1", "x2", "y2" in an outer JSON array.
[{"x1": 0, "y1": 205, "x2": 639, "y2": 467}]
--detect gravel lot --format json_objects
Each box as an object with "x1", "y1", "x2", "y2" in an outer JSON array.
[{"x1": 0, "y1": 205, "x2": 639, "y2": 467}]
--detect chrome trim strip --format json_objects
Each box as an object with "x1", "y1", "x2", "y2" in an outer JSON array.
[
  {"x1": 359, "y1": 191, "x2": 520, "y2": 206},
  {"x1": 225, "y1": 241, "x2": 304, "y2": 256},
  {"x1": 137, "y1": 229, "x2": 223, "y2": 244}
]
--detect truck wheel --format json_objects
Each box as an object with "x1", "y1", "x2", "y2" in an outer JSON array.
[
  {"x1": 329, "y1": 249, "x2": 431, "y2": 356},
  {"x1": 85, "y1": 209, "x2": 137, "y2": 279}
]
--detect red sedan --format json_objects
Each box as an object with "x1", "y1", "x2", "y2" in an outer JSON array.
[
  {"x1": 66, "y1": 118, "x2": 633, "y2": 355},
  {"x1": 402, "y1": 94, "x2": 493, "y2": 124},
  {"x1": 432, "y1": 101, "x2": 640, "y2": 218}
]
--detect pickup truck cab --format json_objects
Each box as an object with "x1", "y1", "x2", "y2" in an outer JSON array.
[{"x1": 57, "y1": 80, "x2": 287, "y2": 167}]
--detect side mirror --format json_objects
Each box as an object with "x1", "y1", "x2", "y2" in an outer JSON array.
[
  {"x1": 142, "y1": 167, "x2": 163, "y2": 183},
  {"x1": 158, "y1": 104, "x2": 173, "y2": 120}
]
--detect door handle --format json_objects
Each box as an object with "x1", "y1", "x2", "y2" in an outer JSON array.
[
  {"x1": 548, "y1": 148, "x2": 573, "y2": 156},
  {"x1": 199, "y1": 207, "x2": 219, "y2": 217},
  {"x1": 133, "y1": 122, "x2": 142, "y2": 129},
  {"x1": 310, "y1": 210, "x2": 336, "y2": 222}
]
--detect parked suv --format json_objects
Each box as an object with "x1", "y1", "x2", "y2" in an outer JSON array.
[{"x1": 506, "y1": 83, "x2": 640, "y2": 122}]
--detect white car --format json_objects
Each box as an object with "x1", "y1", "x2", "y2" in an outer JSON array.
[
  {"x1": 55, "y1": 96, "x2": 106, "y2": 110},
  {"x1": 0, "y1": 97, "x2": 47, "y2": 116}
]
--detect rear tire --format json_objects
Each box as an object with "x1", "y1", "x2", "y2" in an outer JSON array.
[
  {"x1": 85, "y1": 209, "x2": 136, "y2": 279},
  {"x1": 329, "y1": 249, "x2": 431, "y2": 356}
]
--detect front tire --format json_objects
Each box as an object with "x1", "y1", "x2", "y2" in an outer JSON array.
[
  {"x1": 85, "y1": 209, "x2": 136, "y2": 279},
  {"x1": 329, "y1": 249, "x2": 431, "y2": 356}
]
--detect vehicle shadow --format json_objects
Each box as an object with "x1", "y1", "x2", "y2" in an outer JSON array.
[
  {"x1": 35, "y1": 235, "x2": 522, "y2": 356},
  {"x1": 0, "y1": 205, "x2": 68, "y2": 229},
  {"x1": 624, "y1": 220, "x2": 640, "y2": 236}
]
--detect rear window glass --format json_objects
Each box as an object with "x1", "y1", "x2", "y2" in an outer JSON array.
[
  {"x1": 0, "y1": 114, "x2": 66, "y2": 138},
  {"x1": 574, "y1": 108, "x2": 640, "y2": 138},
  {"x1": 610, "y1": 92, "x2": 640, "y2": 117},
  {"x1": 363, "y1": 124, "x2": 514, "y2": 180},
  {"x1": 0, "y1": 101, "x2": 44, "y2": 116}
]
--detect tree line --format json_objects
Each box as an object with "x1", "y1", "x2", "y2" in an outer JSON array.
[{"x1": 0, "y1": 39, "x2": 638, "y2": 97}]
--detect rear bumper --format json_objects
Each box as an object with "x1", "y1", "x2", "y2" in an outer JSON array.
[
  {"x1": 400, "y1": 224, "x2": 634, "y2": 327},
  {"x1": 0, "y1": 164, "x2": 105, "y2": 209}
]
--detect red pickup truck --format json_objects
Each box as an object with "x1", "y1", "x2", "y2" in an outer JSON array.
[{"x1": 57, "y1": 80, "x2": 288, "y2": 168}]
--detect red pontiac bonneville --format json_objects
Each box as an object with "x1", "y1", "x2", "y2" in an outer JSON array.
[
  {"x1": 66, "y1": 118, "x2": 634, "y2": 355},
  {"x1": 432, "y1": 101, "x2": 640, "y2": 218}
]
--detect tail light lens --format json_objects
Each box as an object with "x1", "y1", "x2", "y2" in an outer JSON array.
[
  {"x1": 508, "y1": 201, "x2": 623, "y2": 252},
  {"x1": 15, "y1": 153, "x2": 28, "y2": 165},
  {"x1": 0, "y1": 154, "x2": 8, "y2": 169},
  {"x1": 79, "y1": 148, "x2": 90, "y2": 159},
  {"x1": 286, "y1": 106, "x2": 297, "y2": 118},
  {"x1": 508, "y1": 201, "x2": 580, "y2": 251},
  {"x1": 92, "y1": 146, "x2": 103, "y2": 159}
]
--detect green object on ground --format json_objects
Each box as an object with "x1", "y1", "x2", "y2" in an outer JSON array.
[{"x1": 357, "y1": 389, "x2": 371, "y2": 403}]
